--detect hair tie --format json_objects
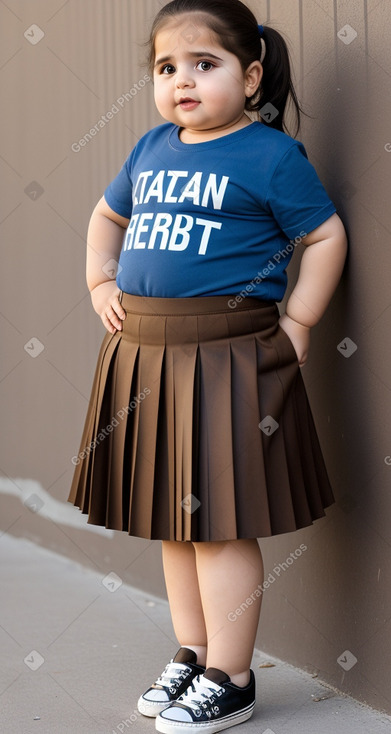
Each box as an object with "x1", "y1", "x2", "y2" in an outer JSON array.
[{"x1": 258, "y1": 24, "x2": 266, "y2": 64}]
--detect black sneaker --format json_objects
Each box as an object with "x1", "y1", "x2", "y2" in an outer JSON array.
[
  {"x1": 137, "y1": 647, "x2": 205, "y2": 717},
  {"x1": 155, "y1": 667, "x2": 256, "y2": 733}
]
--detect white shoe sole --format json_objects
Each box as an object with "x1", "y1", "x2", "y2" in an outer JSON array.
[
  {"x1": 137, "y1": 696, "x2": 172, "y2": 717},
  {"x1": 155, "y1": 702, "x2": 255, "y2": 733}
]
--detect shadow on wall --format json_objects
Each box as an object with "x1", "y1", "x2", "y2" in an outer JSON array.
[
  {"x1": 256, "y1": 6, "x2": 391, "y2": 712},
  {"x1": 295, "y1": 29, "x2": 391, "y2": 710}
]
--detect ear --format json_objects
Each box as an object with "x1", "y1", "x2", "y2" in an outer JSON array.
[{"x1": 244, "y1": 60, "x2": 263, "y2": 98}]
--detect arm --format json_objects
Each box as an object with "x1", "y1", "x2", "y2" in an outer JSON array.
[
  {"x1": 279, "y1": 213, "x2": 348, "y2": 366},
  {"x1": 86, "y1": 196, "x2": 130, "y2": 334}
]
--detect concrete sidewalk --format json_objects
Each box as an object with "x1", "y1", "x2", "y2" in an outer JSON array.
[{"x1": 1, "y1": 534, "x2": 391, "y2": 734}]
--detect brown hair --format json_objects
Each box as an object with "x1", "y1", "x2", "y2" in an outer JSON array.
[{"x1": 147, "y1": 0, "x2": 303, "y2": 135}]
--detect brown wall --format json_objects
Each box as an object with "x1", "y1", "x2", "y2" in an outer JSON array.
[{"x1": 1, "y1": 0, "x2": 391, "y2": 714}]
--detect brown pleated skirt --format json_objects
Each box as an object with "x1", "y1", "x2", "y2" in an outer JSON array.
[{"x1": 68, "y1": 292, "x2": 334, "y2": 541}]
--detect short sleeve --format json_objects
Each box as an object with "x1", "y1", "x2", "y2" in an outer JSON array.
[
  {"x1": 265, "y1": 142, "x2": 336, "y2": 240},
  {"x1": 104, "y1": 152, "x2": 134, "y2": 219}
]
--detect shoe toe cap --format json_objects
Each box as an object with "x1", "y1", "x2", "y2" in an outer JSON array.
[
  {"x1": 160, "y1": 705, "x2": 194, "y2": 722},
  {"x1": 142, "y1": 689, "x2": 170, "y2": 703}
]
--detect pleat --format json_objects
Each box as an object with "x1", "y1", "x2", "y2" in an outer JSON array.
[
  {"x1": 296, "y1": 381, "x2": 334, "y2": 513},
  {"x1": 68, "y1": 331, "x2": 111, "y2": 507},
  {"x1": 127, "y1": 315, "x2": 166, "y2": 538},
  {"x1": 69, "y1": 294, "x2": 334, "y2": 541},
  {"x1": 197, "y1": 338, "x2": 236, "y2": 541},
  {"x1": 280, "y1": 380, "x2": 312, "y2": 528},
  {"x1": 161, "y1": 343, "x2": 176, "y2": 538},
  {"x1": 150, "y1": 352, "x2": 172, "y2": 539},
  {"x1": 171, "y1": 343, "x2": 199, "y2": 540},
  {"x1": 260, "y1": 323, "x2": 333, "y2": 535},
  {"x1": 68, "y1": 331, "x2": 120, "y2": 513},
  {"x1": 87, "y1": 337, "x2": 122, "y2": 525},
  {"x1": 229, "y1": 335, "x2": 271, "y2": 537},
  {"x1": 106, "y1": 336, "x2": 139, "y2": 529},
  {"x1": 255, "y1": 331, "x2": 298, "y2": 535}
]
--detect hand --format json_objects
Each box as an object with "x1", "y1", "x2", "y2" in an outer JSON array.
[
  {"x1": 90, "y1": 281, "x2": 126, "y2": 334},
  {"x1": 279, "y1": 313, "x2": 310, "y2": 367}
]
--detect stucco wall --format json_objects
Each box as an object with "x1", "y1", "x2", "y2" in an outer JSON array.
[{"x1": 1, "y1": 0, "x2": 391, "y2": 714}]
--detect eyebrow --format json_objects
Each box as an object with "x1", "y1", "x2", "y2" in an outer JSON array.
[{"x1": 154, "y1": 51, "x2": 224, "y2": 67}]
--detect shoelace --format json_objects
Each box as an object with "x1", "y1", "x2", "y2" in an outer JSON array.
[
  {"x1": 154, "y1": 662, "x2": 192, "y2": 692},
  {"x1": 177, "y1": 674, "x2": 223, "y2": 712}
]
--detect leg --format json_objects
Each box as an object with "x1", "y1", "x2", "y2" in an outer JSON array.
[
  {"x1": 193, "y1": 538, "x2": 264, "y2": 686},
  {"x1": 138, "y1": 542, "x2": 207, "y2": 718},
  {"x1": 162, "y1": 540, "x2": 207, "y2": 666}
]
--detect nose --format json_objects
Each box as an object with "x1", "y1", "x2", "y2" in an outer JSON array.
[{"x1": 175, "y1": 68, "x2": 195, "y2": 89}]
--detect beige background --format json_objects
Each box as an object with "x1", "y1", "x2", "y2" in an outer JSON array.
[{"x1": 1, "y1": 0, "x2": 391, "y2": 715}]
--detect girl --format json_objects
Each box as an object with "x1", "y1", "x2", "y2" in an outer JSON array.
[{"x1": 68, "y1": 0, "x2": 347, "y2": 731}]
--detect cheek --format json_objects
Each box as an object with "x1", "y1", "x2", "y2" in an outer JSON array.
[
  {"x1": 213, "y1": 85, "x2": 243, "y2": 108},
  {"x1": 153, "y1": 82, "x2": 167, "y2": 108},
  {"x1": 210, "y1": 71, "x2": 244, "y2": 102}
]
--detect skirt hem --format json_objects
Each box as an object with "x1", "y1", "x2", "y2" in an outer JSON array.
[{"x1": 68, "y1": 499, "x2": 334, "y2": 541}]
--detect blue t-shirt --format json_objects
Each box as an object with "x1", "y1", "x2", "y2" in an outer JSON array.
[{"x1": 104, "y1": 122, "x2": 336, "y2": 301}]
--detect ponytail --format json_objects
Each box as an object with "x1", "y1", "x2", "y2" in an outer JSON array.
[
  {"x1": 148, "y1": 0, "x2": 305, "y2": 137},
  {"x1": 248, "y1": 26, "x2": 304, "y2": 136}
]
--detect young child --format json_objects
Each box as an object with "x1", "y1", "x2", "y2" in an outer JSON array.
[{"x1": 68, "y1": 0, "x2": 347, "y2": 731}]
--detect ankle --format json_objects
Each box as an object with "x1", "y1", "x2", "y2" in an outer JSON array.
[
  {"x1": 181, "y1": 644, "x2": 207, "y2": 667},
  {"x1": 228, "y1": 670, "x2": 251, "y2": 687}
]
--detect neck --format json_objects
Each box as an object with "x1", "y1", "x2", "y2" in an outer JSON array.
[{"x1": 179, "y1": 114, "x2": 252, "y2": 144}]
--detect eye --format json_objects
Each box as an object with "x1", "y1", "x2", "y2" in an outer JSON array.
[
  {"x1": 160, "y1": 63, "x2": 176, "y2": 75},
  {"x1": 196, "y1": 60, "x2": 215, "y2": 72}
]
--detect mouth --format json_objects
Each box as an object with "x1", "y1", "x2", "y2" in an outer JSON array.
[{"x1": 178, "y1": 97, "x2": 200, "y2": 110}]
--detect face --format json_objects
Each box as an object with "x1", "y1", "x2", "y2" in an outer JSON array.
[{"x1": 153, "y1": 17, "x2": 262, "y2": 142}]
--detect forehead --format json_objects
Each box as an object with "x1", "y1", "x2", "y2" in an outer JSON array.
[{"x1": 154, "y1": 15, "x2": 224, "y2": 58}]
